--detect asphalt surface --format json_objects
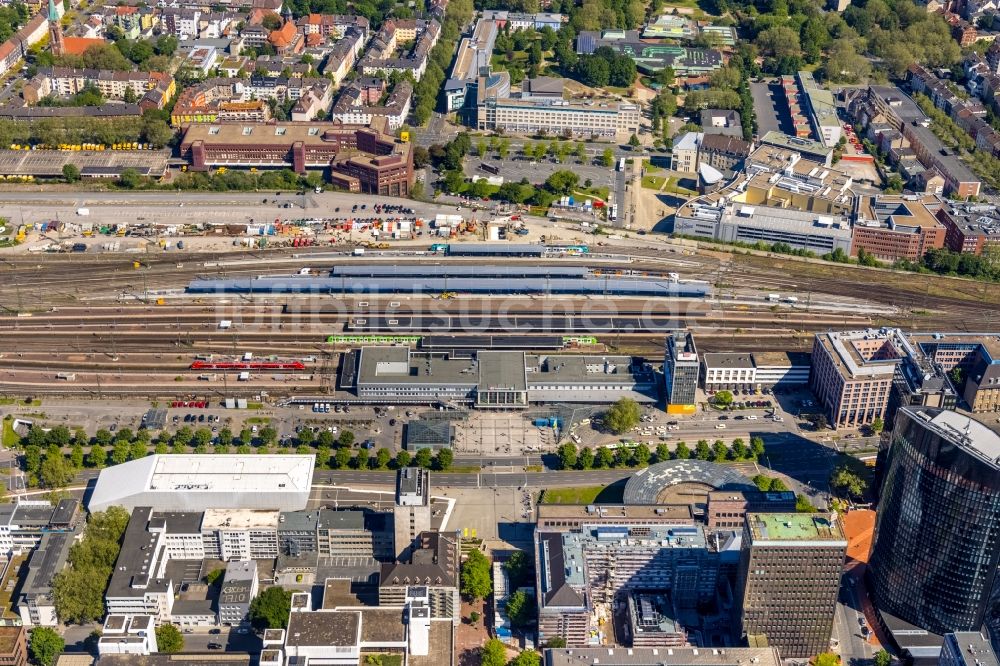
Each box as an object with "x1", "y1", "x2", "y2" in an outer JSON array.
[
  {"x1": 834, "y1": 575, "x2": 875, "y2": 664},
  {"x1": 750, "y1": 81, "x2": 784, "y2": 136},
  {"x1": 314, "y1": 468, "x2": 633, "y2": 488}
]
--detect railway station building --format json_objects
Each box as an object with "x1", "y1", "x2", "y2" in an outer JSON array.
[{"x1": 352, "y1": 347, "x2": 657, "y2": 407}]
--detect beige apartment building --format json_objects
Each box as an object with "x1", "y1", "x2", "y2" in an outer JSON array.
[{"x1": 809, "y1": 329, "x2": 907, "y2": 428}]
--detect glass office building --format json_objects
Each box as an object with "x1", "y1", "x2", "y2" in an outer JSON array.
[{"x1": 869, "y1": 407, "x2": 1000, "y2": 635}]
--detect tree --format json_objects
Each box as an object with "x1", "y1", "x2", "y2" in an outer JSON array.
[
  {"x1": 545, "y1": 170, "x2": 579, "y2": 195},
  {"x1": 675, "y1": 441, "x2": 691, "y2": 459},
  {"x1": 334, "y1": 447, "x2": 351, "y2": 469},
  {"x1": 655, "y1": 442, "x2": 671, "y2": 463},
  {"x1": 155, "y1": 625, "x2": 184, "y2": 654},
  {"x1": 87, "y1": 445, "x2": 107, "y2": 468},
  {"x1": 155, "y1": 34, "x2": 178, "y2": 56},
  {"x1": 70, "y1": 442, "x2": 84, "y2": 468},
  {"x1": 874, "y1": 649, "x2": 892, "y2": 666},
  {"x1": 259, "y1": 426, "x2": 278, "y2": 446},
  {"x1": 577, "y1": 447, "x2": 594, "y2": 470},
  {"x1": 141, "y1": 116, "x2": 174, "y2": 148},
  {"x1": 117, "y1": 168, "x2": 141, "y2": 189},
  {"x1": 712, "y1": 440, "x2": 728, "y2": 463},
  {"x1": 796, "y1": 493, "x2": 818, "y2": 512},
  {"x1": 695, "y1": 440, "x2": 711, "y2": 460},
  {"x1": 39, "y1": 453, "x2": 73, "y2": 488},
  {"x1": 29, "y1": 628, "x2": 64, "y2": 666},
  {"x1": 595, "y1": 446, "x2": 614, "y2": 468},
  {"x1": 111, "y1": 440, "x2": 129, "y2": 465},
  {"x1": 461, "y1": 550, "x2": 492, "y2": 600},
  {"x1": 557, "y1": 442, "x2": 578, "y2": 470},
  {"x1": 831, "y1": 465, "x2": 868, "y2": 498},
  {"x1": 375, "y1": 448, "x2": 392, "y2": 469},
  {"x1": 811, "y1": 413, "x2": 829, "y2": 430},
  {"x1": 414, "y1": 448, "x2": 433, "y2": 469},
  {"x1": 545, "y1": 637, "x2": 567, "y2": 648},
  {"x1": 249, "y1": 586, "x2": 292, "y2": 630},
  {"x1": 52, "y1": 566, "x2": 107, "y2": 624},
  {"x1": 632, "y1": 443, "x2": 651, "y2": 467},
  {"x1": 628, "y1": 134, "x2": 640, "y2": 148},
  {"x1": 750, "y1": 436, "x2": 765, "y2": 460},
  {"x1": 814, "y1": 653, "x2": 840, "y2": 666},
  {"x1": 713, "y1": 390, "x2": 734, "y2": 407},
  {"x1": 193, "y1": 428, "x2": 212, "y2": 449},
  {"x1": 731, "y1": 438, "x2": 748, "y2": 460},
  {"x1": 871, "y1": 416, "x2": 884, "y2": 434},
  {"x1": 755, "y1": 26, "x2": 801, "y2": 60},
  {"x1": 480, "y1": 638, "x2": 508, "y2": 666},
  {"x1": 506, "y1": 588, "x2": 536, "y2": 627},
  {"x1": 395, "y1": 450, "x2": 411, "y2": 468},
  {"x1": 604, "y1": 398, "x2": 641, "y2": 434},
  {"x1": 433, "y1": 447, "x2": 453, "y2": 471},
  {"x1": 600, "y1": 147, "x2": 614, "y2": 167},
  {"x1": 62, "y1": 163, "x2": 80, "y2": 183},
  {"x1": 338, "y1": 430, "x2": 355, "y2": 447},
  {"x1": 503, "y1": 551, "x2": 531, "y2": 587},
  {"x1": 52, "y1": 507, "x2": 130, "y2": 624},
  {"x1": 510, "y1": 651, "x2": 542, "y2": 666}
]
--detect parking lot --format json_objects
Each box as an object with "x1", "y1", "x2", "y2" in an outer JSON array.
[
  {"x1": 453, "y1": 414, "x2": 554, "y2": 456},
  {"x1": 750, "y1": 81, "x2": 793, "y2": 136},
  {"x1": 0, "y1": 148, "x2": 170, "y2": 177}
]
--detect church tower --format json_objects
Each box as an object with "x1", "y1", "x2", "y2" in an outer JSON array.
[{"x1": 48, "y1": 0, "x2": 65, "y2": 57}]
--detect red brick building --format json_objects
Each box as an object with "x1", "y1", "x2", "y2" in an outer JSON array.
[
  {"x1": 0, "y1": 626, "x2": 28, "y2": 666},
  {"x1": 180, "y1": 119, "x2": 413, "y2": 196},
  {"x1": 851, "y1": 195, "x2": 946, "y2": 261},
  {"x1": 935, "y1": 200, "x2": 1000, "y2": 255}
]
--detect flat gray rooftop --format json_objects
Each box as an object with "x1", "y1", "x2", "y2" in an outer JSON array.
[
  {"x1": 478, "y1": 351, "x2": 527, "y2": 391},
  {"x1": 544, "y1": 647, "x2": 783, "y2": 666},
  {"x1": 286, "y1": 610, "x2": 360, "y2": 647},
  {"x1": 357, "y1": 347, "x2": 479, "y2": 387}
]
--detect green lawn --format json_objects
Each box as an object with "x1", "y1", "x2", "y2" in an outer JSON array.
[
  {"x1": 540, "y1": 483, "x2": 624, "y2": 504},
  {"x1": 642, "y1": 175, "x2": 668, "y2": 189},
  {"x1": 0, "y1": 397, "x2": 41, "y2": 406},
  {"x1": 574, "y1": 186, "x2": 610, "y2": 201},
  {"x1": 1, "y1": 419, "x2": 19, "y2": 448},
  {"x1": 663, "y1": 177, "x2": 697, "y2": 195}
]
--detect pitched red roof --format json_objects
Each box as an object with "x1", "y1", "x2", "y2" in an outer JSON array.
[{"x1": 61, "y1": 36, "x2": 107, "y2": 56}]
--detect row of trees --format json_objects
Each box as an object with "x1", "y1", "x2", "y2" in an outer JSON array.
[
  {"x1": 556, "y1": 436, "x2": 767, "y2": 470},
  {"x1": 52, "y1": 507, "x2": 131, "y2": 624},
  {"x1": 894, "y1": 246, "x2": 1000, "y2": 283},
  {"x1": 569, "y1": 46, "x2": 637, "y2": 89},
  {"x1": 17, "y1": 420, "x2": 456, "y2": 489},
  {"x1": 0, "y1": 2, "x2": 27, "y2": 44},
  {"x1": 481, "y1": 639, "x2": 541, "y2": 666},
  {"x1": 0, "y1": 113, "x2": 173, "y2": 151},
  {"x1": 411, "y1": 0, "x2": 473, "y2": 124}
]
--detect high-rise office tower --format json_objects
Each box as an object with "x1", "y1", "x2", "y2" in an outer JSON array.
[
  {"x1": 738, "y1": 512, "x2": 847, "y2": 658},
  {"x1": 869, "y1": 407, "x2": 1000, "y2": 635}
]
